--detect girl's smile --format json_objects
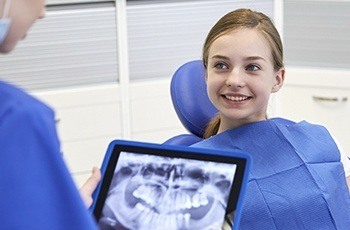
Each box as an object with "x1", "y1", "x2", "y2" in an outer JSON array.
[{"x1": 221, "y1": 93, "x2": 253, "y2": 107}]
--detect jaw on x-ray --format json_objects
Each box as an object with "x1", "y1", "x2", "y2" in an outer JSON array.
[{"x1": 98, "y1": 152, "x2": 236, "y2": 230}]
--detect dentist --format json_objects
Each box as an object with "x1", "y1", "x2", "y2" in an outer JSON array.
[{"x1": 0, "y1": 0, "x2": 100, "y2": 228}]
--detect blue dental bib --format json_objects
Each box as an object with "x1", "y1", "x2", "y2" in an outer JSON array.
[{"x1": 192, "y1": 118, "x2": 350, "y2": 229}]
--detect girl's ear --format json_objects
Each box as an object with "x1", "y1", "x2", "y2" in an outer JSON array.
[{"x1": 272, "y1": 67, "x2": 285, "y2": 93}]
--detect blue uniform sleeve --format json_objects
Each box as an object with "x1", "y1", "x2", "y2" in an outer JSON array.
[{"x1": 0, "y1": 98, "x2": 97, "y2": 229}]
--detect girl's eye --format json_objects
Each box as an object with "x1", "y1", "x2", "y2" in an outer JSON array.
[
  {"x1": 246, "y1": 64, "x2": 260, "y2": 71},
  {"x1": 214, "y1": 62, "x2": 229, "y2": 70}
]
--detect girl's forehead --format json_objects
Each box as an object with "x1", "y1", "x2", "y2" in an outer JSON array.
[{"x1": 209, "y1": 28, "x2": 272, "y2": 60}]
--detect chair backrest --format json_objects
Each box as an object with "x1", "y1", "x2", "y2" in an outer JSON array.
[{"x1": 164, "y1": 60, "x2": 218, "y2": 146}]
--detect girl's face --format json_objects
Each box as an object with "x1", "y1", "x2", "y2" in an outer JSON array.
[
  {"x1": 0, "y1": 0, "x2": 46, "y2": 53},
  {"x1": 206, "y1": 28, "x2": 284, "y2": 133}
]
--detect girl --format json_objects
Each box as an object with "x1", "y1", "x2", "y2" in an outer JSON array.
[{"x1": 193, "y1": 9, "x2": 350, "y2": 229}]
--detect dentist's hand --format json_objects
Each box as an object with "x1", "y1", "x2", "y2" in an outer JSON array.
[{"x1": 80, "y1": 167, "x2": 102, "y2": 208}]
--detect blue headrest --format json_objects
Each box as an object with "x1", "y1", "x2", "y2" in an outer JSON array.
[{"x1": 170, "y1": 60, "x2": 218, "y2": 138}]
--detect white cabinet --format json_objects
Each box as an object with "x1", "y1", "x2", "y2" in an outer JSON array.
[
  {"x1": 31, "y1": 80, "x2": 185, "y2": 186},
  {"x1": 129, "y1": 79, "x2": 186, "y2": 143},
  {"x1": 33, "y1": 84, "x2": 122, "y2": 186},
  {"x1": 278, "y1": 67, "x2": 350, "y2": 156}
]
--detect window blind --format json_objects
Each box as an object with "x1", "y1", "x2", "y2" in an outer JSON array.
[
  {"x1": 284, "y1": 0, "x2": 350, "y2": 69},
  {"x1": 0, "y1": 6, "x2": 118, "y2": 91},
  {"x1": 127, "y1": 0, "x2": 274, "y2": 81}
]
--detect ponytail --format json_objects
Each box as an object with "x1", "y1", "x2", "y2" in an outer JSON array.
[{"x1": 203, "y1": 114, "x2": 220, "y2": 139}]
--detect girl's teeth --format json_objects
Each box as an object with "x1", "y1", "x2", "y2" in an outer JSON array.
[{"x1": 225, "y1": 95, "x2": 248, "y2": 101}]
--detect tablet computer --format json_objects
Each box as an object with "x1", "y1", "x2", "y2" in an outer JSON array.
[{"x1": 91, "y1": 140, "x2": 250, "y2": 230}]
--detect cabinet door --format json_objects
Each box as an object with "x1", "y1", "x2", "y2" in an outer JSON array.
[
  {"x1": 33, "y1": 84, "x2": 122, "y2": 186},
  {"x1": 130, "y1": 79, "x2": 186, "y2": 143},
  {"x1": 279, "y1": 85, "x2": 350, "y2": 155}
]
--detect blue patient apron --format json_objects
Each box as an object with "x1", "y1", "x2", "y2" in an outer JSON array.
[
  {"x1": 0, "y1": 81, "x2": 97, "y2": 229},
  {"x1": 192, "y1": 118, "x2": 350, "y2": 229}
]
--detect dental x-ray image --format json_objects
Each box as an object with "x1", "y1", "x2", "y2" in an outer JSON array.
[{"x1": 98, "y1": 151, "x2": 237, "y2": 230}]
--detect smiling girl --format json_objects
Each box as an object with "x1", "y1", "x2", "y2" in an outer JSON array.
[{"x1": 193, "y1": 8, "x2": 350, "y2": 229}]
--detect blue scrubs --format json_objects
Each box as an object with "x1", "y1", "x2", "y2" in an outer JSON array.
[
  {"x1": 0, "y1": 81, "x2": 97, "y2": 229},
  {"x1": 192, "y1": 118, "x2": 350, "y2": 229}
]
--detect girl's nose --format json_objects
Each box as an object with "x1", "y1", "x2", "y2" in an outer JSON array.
[{"x1": 226, "y1": 69, "x2": 245, "y2": 88}]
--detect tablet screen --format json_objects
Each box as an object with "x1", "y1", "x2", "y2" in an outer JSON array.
[{"x1": 92, "y1": 140, "x2": 249, "y2": 230}]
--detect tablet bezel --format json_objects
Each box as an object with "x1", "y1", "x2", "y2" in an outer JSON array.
[{"x1": 91, "y1": 139, "x2": 250, "y2": 229}]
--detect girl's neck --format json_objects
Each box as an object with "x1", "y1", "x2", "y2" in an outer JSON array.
[{"x1": 217, "y1": 117, "x2": 268, "y2": 134}]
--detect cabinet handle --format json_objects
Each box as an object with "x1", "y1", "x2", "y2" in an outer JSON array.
[{"x1": 312, "y1": 96, "x2": 348, "y2": 102}]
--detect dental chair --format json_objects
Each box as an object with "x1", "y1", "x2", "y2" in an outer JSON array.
[{"x1": 164, "y1": 60, "x2": 218, "y2": 146}]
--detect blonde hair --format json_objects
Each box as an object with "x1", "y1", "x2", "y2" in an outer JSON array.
[{"x1": 202, "y1": 9, "x2": 284, "y2": 138}]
